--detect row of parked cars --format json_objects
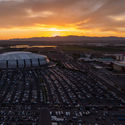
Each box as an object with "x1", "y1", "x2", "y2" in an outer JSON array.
[{"x1": 0, "y1": 60, "x2": 125, "y2": 124}]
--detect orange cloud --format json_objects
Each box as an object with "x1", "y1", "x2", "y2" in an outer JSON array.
[{"x1": 0, "y1": 0, "x2": 125, "y2": 39}]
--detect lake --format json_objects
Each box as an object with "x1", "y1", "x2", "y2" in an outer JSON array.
[{"x1": 10, "y1": 45, "x2": 57, "y2": 49}]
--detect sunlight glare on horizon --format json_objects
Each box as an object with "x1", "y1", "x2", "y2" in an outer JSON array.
[{"x1": 0, "y1": 0, "x2": 125, "y2": 39}]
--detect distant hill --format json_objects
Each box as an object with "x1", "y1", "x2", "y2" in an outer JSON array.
[
  {"x1": 10, "y1": 35, "x2": 125, "y2": 42},
  {"x1": 0, "y1": 36, "x2": 125, "y2": 46}
]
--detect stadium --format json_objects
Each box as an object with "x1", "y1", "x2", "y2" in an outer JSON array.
[{"x1": 0, "y1": 51, "x2": 50, "y2": 69}]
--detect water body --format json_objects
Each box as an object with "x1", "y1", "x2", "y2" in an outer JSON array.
[{"x1": 10, "y1": 45, "x2": 57, "y2": 49}]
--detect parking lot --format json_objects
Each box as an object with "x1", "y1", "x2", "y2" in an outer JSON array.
[{"x1": 0, "y1": 62, "x2": 125, "y2": 125}]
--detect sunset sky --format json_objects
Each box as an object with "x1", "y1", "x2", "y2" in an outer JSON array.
[{"x1": 0, "y1": 0, "x2": 125, "y2": 40}]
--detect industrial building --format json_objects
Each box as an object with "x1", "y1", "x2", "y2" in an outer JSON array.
[{"x1": 113, "y1": 61, "x2": 125, "y2": 72}]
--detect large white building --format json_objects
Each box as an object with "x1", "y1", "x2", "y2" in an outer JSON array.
[{"x1": 0, "y1": 51, "x2": 49, "y2": 69}]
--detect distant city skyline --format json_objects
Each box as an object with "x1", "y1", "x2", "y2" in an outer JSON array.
[{"x1": 0, "y1": 0, "x2": 125, "y2": 40}]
